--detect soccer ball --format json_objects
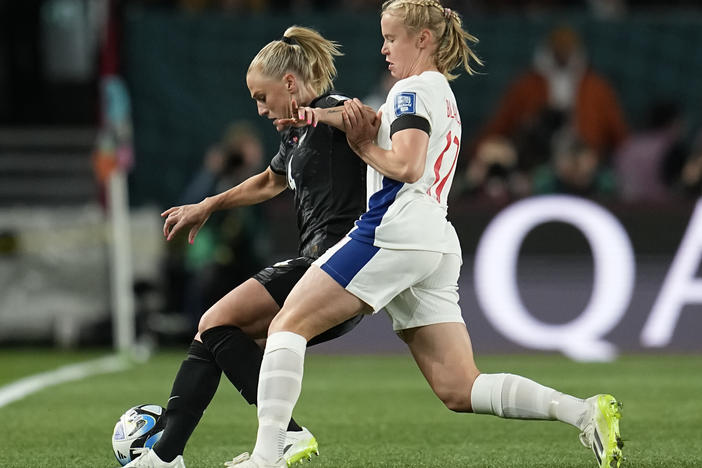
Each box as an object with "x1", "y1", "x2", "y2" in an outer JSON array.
[{"x1": 112, "y1": 404, "x2": 166, "y2": 466}]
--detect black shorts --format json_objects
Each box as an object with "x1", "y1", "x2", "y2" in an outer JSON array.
[{"x1": 253, "y1": 256, "x2": 363, "y2": 347}]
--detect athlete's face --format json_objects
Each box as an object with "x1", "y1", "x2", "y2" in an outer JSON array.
[
  {"x1": 246, "y1": 69, "x2": 294, "y2": 125},
  {"x1": 380, "y1": 13, "x2": 422, "y2": 79}
]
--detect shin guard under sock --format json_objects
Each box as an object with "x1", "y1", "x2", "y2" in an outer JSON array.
[
  {"x1": 200, "y1": 325, "x2": 304, "y2": 432},
  {"x1": 253, "y1": 331, "x2": 307, "y2": 463},
  {"x1": 470, "y1": 373, "x2": 586, "y2": 428},
  {"x1": 154, "y1": 340, "x2": 221, "y2": 462}
]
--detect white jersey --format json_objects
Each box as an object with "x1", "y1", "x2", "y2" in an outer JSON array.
[{"x1": 349, "y1": 71, "x2": 462, "y2": 255}]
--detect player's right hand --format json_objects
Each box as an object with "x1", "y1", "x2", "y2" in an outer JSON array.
[
  {"x1": 161, "y1": 202, "x2": 211, "y2": 244},
  {"x1": 343, "y1": 98, "x2": 381, "y2": 155},
  {"x1": 295, "y1": 106, "x2": 319, "y2": 127}
]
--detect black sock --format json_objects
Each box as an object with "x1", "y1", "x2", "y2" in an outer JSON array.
[
  {"x1": 153, "y1": 340, "x2": 221, "y2": 462},
  {"x1": 200, "y1": 325, "x2": 303, "y2": 432}
]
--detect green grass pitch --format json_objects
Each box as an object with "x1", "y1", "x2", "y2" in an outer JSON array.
[{"x1": 0, "y1": 349, "x2": 700, "y2": 467}]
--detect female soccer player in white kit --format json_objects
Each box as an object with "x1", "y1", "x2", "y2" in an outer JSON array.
[{"x1": 227, "y1": 2, "x2": 623, "y2": 468}]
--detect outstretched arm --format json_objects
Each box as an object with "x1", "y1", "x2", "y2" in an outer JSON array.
[
  {"x1": 162, "y1": 167, "x2": 287, "y2": 243},
  {"x1": 275, "y1": 98, "x2": 377, "y2": 132},
  {"x1": 300, "y1": 106, "x2": 347, "y2": 130},
  {"x1": 343, "y1": 98, "x2": 427, "y2": 183}
]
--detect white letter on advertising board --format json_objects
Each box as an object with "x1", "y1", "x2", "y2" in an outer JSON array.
[{"x1": 474, "y1": 195, "x2": 635, "y2": 361}]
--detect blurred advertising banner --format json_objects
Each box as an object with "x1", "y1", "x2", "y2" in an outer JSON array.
[{"x1": 311, "y1": 195, "x2": 702, "y2": 361}]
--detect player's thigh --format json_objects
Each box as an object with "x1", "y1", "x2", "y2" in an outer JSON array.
[
  {"x1": 390, "y1": 253, "x2": 479, "y2": 409},
  {"x1": 198, "y1": 278, "x2": 279, "y2": 340},
  {"x1": 315, "y1": 236, "x2": 444, "y2": 312},
  {"x1": 384, "y1": 252, "x2": 463, "y2": 330},
  {"x1": 270, "y1": 265, "x2": 370, "y2": 341},
  {"x1": 198, "y1": 257, "x2": 311, "y2": 339},
  {"x1": 402, "y1": 322, "x2": 481, "y2": 411}
]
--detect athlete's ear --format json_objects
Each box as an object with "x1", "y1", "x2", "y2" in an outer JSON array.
[
  {"x1": 283, "y1": 73, "x2": 297, "y2": 94},
  {"x1": 417, "y1": 29, "x2": 432, "y2": 49}
]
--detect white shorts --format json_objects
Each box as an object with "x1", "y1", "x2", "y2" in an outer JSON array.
[{"x1": 313, "y1": 236, "x2": 464, "y2": 331}]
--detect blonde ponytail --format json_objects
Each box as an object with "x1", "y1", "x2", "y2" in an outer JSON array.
[{"x1": 248, "y1": 26, "x2": 342, "y2": 95}]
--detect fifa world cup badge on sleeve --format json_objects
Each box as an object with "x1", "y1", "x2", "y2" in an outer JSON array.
[{"x1": 394, "y1": 92, "x2": 416, "y2": 116}]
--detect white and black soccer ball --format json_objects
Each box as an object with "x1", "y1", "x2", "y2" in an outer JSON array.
[{"x1": 112, "y1": 404, "x2": 166, "y2": 466}]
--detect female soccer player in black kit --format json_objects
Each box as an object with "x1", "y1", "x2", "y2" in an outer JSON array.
[{"x1": 120, "y1": 26, "x2": 372, "y2": 468}]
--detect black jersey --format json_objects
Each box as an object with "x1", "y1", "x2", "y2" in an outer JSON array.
[{"x1": 270, "y1": 92, "x2": 366, "y2": 258}]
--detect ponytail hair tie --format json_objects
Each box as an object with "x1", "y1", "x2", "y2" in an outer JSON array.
[
  {"x1": 443, "y1": 7, "x2": 452, "y2": 19},
  {"x1": 281, "y1": 36, "x2": 295, "y2": 45}
]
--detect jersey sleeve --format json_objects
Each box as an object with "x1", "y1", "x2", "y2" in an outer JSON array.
[
  {"x1": 315, "y1": 93, "x2": 350, "y2": 109},
  {"x1": 386, "y1": 78, "x2": 432, "y2": 138},
  {"x1": 269, "y1": 132, "x2": 289, "y2": 175}
]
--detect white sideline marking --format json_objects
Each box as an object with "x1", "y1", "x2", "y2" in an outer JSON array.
[{"x1": 0, "y1": 354, "x2": 129, "y2": 408}]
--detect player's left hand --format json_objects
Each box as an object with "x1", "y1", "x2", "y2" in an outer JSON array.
[
  {"x1": 161, "y1": 202, "x2": 211, "y2": 244},
  {"x1": 274, "y1": 97, "x2": 319, "y2": 131}
]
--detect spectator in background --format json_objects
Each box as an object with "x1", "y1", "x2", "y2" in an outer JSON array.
[
  {"x1": 180, "y1": 121, "x2": 265, "y2": 206},
  {"x1": 613, "y1": 100, "x2": 686, "y2": 203},
  {"x1": 475, "y1": 0, "x2": 582, "y2": 13},
  {"x1": 465, "y1": 25, "x2": 628, "y2": 201},
  {"x1": 587, "y1": 0, "x2": 626, "y2": 18},
  {"x1": 532, "y1": 129, "x2": 616, "y2": 198},
  {"x1": 175, "y1": 0, "x2": 267, "y2": 12},
  {"x1": 163, "y1": 121, "x2": 269, "y2": 331},
  {"x1": 677, "y1": 129, "x2": 702, "y2": 198}
]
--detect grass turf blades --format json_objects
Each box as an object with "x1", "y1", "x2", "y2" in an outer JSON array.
[{"x1": 0, "y1": 350, "x2": 700, "y2": 467}]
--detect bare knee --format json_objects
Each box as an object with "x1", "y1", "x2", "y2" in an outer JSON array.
[
  {"x1": 197, "y1": 304, "x2": 246, "y2": 336},
  {"x1": 268, "y1": 307, "x2": 299, "y2": 335},
  {"x1": 198, "y1": 300, "x2": 273, "y2": 339},
  {"x1": 267, "y1": 304, "x2": 334, "y2": 341},
  {"x1": 438, "y1": 388, "x2": 473, "y2": 412},
  {"x1": 197, "y1": 278, "x2": 279, "y2": 338},
  {"x1": 434, "y1": 370, "x2": 481, "y2": 413},
  {"x1": 197, "y1": 307, "x2": 221, "y2": 335}
]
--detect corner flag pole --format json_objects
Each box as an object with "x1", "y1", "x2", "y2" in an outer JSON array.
[
  {"x1": 97, "y1": 0, "x2": 136, "y2": 354},
  {"x1": 108, "y1": 168, "x2": 135, "y2": 353}
]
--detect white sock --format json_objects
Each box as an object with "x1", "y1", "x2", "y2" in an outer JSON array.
[
  {"x1": 252, "y1": 331, "x2": 307, "y2": 463},
  {"x1": 470, "y1": 373, "x2": 588, "y2": 429}
]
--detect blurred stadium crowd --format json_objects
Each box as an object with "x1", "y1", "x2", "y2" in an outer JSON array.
[
  {"x1": 3, "y1": 0, "x2": 702, "y2": 207},
  {"x1": 135, "y1": 0, "x2": 699, "y2": 15},
  {"x1": 117, "y1": 0, "x2": 702, "y2": 208}
]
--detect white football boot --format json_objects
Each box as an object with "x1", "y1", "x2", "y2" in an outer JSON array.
[
  {"x1": 283, "y1": 427, "x2": 319, "y2": 466},
  {"x1": 224, "y1": 452, "x2": 286, "y2": 467},
  {"x1": 579, "y1": 394, "x2": 624, "y2": 467},
  {"x1": 121, "y1": 448, "x2": 186, "y2": 468}
]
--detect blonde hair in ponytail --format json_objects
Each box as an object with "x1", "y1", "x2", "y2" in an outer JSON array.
[
  {"x1": 381, "y1": 0, "x2": 482, "y2": 81},
  {"x1": 248, "y1": 26, "x2": 342, "y2": 96}
]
